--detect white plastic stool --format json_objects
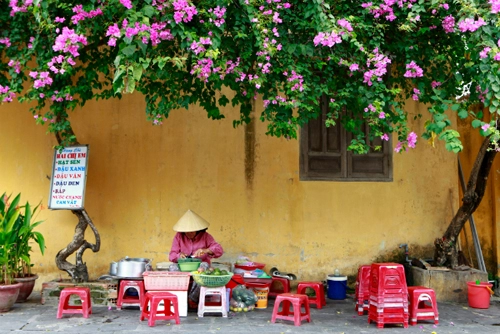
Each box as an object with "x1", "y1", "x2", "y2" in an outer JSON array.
[{"x1": 198, "y1": 286, "x2": 228, "y2": 318}]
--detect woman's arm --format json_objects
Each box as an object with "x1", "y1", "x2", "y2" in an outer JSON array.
[
  {"x1": 169, "y1": 233, "x2": 185, "y2": 262},
  {"x1": 196, "y1": 232, "x2": 223, "y2": 259}
]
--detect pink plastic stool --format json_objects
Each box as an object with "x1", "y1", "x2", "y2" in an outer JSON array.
[
  {"x1": 140, "y1": 291, "x2": 180, "y2": 327},
  {"x1": 271, "y1": 293, "x2": 311, "y2": 326},
  {"x1": 408, "y1": 286, "x2": 439, "y2": 325},
  {"x1": 198, "y1": 286, "x2": 228, "y2": 318},
  {"x1": 117, "y1": 279, "x2": 145, "y2": 310},
  {"x1": 296, "y1": 281, "x2": 326, "y2": 309},
  {"x1": 57, "y1": 287, "x2": 92, "y2": 318},
  {"x1": 269, "y1": 276, "x2": 291, "y2": 298}
]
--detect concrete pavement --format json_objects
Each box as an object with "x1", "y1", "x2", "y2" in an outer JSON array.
[{"x1": 1, "y1": 292, "x2": 499, "y2": 333}]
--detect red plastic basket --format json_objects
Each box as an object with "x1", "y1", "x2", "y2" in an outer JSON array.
[
  {"x1": 142, "y1": 271, "x2": 191, "y2": 291},
  {"x1": 234, "y1": 262, "x2": 265, "y2": 271}
]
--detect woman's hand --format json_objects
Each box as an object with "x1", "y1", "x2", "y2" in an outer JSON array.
[
  {"x1": 193, "y1": 248, "x2": 212, "y2": 258},
  {"x1": 179, "y1": 253, "x2": 187, "y2": 259}
]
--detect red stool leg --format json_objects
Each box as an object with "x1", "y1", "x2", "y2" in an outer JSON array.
[
  {"x1": 279, "y1": 299, "x2": 291, "y2": 316},
  {"x1": 293, "y1": 299, "x2": 301, "y2": 326},
  {"x1": 304, "y1": 298, "x2": 311, "y2": 323},
  {"x1": 56, "y1": 291, "x2": 69, "y2": 319},
  {"x1": 148, "y1": 297, "x2": 161, "y2": 327},
  {"x1": 271, "y1": 296, "x2": 282, "y2": 323},
  {"x1": 140, "y1": 292, "x2": 151, "y2": 322},
  {"x1": 168, "y1": 297, "x2": 180, "y2": 325}
]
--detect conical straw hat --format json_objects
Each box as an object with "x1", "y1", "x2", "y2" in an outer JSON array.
[{"x1": 173, "y1": 210, "x2": 210, "y2": 232}]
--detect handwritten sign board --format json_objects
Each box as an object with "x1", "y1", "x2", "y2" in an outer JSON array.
[{"x1": 48, "y1": 145, "x2": 89, "y2": 210}]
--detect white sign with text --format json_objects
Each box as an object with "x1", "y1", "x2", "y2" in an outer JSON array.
[{"x1": 48, "y1": 145, "x2": 89, "y2": 210}]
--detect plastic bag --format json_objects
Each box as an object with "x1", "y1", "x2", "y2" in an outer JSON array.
[
  {"x1": 235, "y1": 256, "x2": 252, "y2": 265},
  {"x1": 189, "y1": 281, "x2": 201, "y2": 303},
  {"x1": 229, "y1": 298, "x2": 255, "y2": 312},
  {"x1": 230, "y1": 285, "x2": 258, "y2": 311},
  {"x1": 168, "y1": 263, "x2": 180, "y2": 272}
]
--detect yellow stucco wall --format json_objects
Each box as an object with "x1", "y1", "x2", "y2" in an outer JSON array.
[
  {"x1": 1, "y1": 93, "x2": 459, "y2": 290},
  {"x1": 457, "y1": 114, "x2": 499, "y2": 276}
]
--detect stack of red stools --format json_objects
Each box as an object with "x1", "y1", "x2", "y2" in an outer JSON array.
[
  {"x1": 368, "y1": 263, "x2": 409, "y2": 329},
  {"x1": 355, "y1": 265, "x2": 371, "y2": 315}
]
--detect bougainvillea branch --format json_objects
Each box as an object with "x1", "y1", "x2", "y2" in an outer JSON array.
[{"x1": 1, "y1": 0, "x2": 499, "y2": 152}]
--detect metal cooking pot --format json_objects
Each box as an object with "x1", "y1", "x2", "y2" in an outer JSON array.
[
  {"x1": 109, "y1": 262, "x2": 118, "y2": 276},
  {"x1": 116, "y1": 257, "x2": 152, "y2": 278}
]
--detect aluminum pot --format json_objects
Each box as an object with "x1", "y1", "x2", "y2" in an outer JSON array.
[
  {"x1": 109, "y1": 262, "x2": 118, "y2": 276},
  {"x1": 116, "y1": 258, "x2": 151, "y2": 278}
]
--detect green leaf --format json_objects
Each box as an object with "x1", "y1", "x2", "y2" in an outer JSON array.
[
  {"x1": 142, "y1": 5, "x2": 155, "y2": 17},
  {"x1": 121, "y1": 45, "x2": 137, "y2": 57},
  {"x1": 132, "y1": 65, "x2": 143, "y2": 81},
  {"x1": 471, "y1": 119, "x2": 482, "y2": 128},
  {"x1": 458, "y1": 109, "x2": 468, "y2": 119}
]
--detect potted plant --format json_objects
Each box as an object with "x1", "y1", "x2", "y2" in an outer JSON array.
[
  {"x1": 0, "y1": 193, "x2": 45, "y2": 310},
  {"x1": 12, "y1": 197, "x2": 45, "y2": 303}
]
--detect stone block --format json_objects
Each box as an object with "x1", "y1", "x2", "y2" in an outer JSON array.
[
  {"x1": 41, "y1": 279, "x2": 118, "y2": 306},
  {"x1": 412, "y1": 266, "x2": 488, "y2": 303}
]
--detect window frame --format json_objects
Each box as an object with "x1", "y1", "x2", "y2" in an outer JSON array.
[{"x1": 299, "y1": 97, "x2": 393, "y2": 182}]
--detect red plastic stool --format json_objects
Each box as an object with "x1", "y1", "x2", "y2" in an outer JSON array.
[
  {"x1": 296, "y1": 281, "x2": 326, "y2": 309},
  {"x1": 117, "y1": 279, "x2": 145, "y2": 310},
  {"x1": 271, "y1": 293, "x2": 311, "y2": 326},
  {"x1": 268, "y1": 276, "x2": 291, "y2": 298},
  {"x1": 355, "y1": 265, "x2": 371, "y2": 315},
  {"x1": 368, "y1": 263, "x2": 409, "y2": 329},
  {"x1": 56, "y1": 287, "x2": 92, "y2": 318},
  {"x1": 408, "y1": 286, "x2": 439, "y2": 325},
  {"x1": 140, "y1": 291, "x2": 180, "y2": 327}
]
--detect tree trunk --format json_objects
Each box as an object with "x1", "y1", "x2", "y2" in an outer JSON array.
[
  {"x1": 434, "y1": 136, "x2": 497, "y2": 268},
  {"x1": 53, "y1": 124, "x2": 101, "y2": 282}
]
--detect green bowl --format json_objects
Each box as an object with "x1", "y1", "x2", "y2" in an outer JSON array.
[
  {"x1": 178, "y1": 258, "x2": 202, "y2": 263},
  {"x1": 178, "y1": 261, "x2": 201, "y2": 272}
]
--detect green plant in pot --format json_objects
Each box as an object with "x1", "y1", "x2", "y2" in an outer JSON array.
[{"x1": 0, "y1": 193, "x2": 45, "y2": 310}]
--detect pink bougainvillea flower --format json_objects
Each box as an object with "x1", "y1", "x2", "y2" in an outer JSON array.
[
  {"x1": 120, "y1": 0, "x2": 133, "y2": 9},
  {"x1": 394, "y1": 141, "x2": 403, "y2": 153},
  {"x1": 407, "y1": 132, "x2": 418, "y2": 148},
  {"x1": 404, "y1": 61, "x2": 423, "y2": 78}
]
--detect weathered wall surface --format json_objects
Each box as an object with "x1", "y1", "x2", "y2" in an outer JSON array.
[{"x1": 1, "y1": 93, "x2": 459, "y2": 289}]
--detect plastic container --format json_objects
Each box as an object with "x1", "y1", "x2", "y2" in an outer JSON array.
[
  {"x1": 156, "y1": 262, "x2": 173, "y2": 271},
  {"x1": 226, "y1": 274, "x2": 245, "y2": 300},
  {"x1": 178, "y1": 258, "x2": 201, "y2": 272},
  {"x1": 142, "y1": 271, "x2": 191, "y2": 291},
  {"x1": 192, "y1": 273, "x2": 234, "y2": 287},
  {"x1": 234, "y1": 262, "x2": 266, "y2": 271},
  {"x1": 467, "y1": 281, "x2": 493, "y2": 309},
  {"x1": 327, "y1": 275, "x2": 347, "y2": 300},
  {"x1": 245, "y1": 281, "x2": 271, "y2": 309}
]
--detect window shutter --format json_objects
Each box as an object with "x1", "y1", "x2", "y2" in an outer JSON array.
[
  {"x1": 348, "y1": 123, "x2": 392, "y2": 179},
  {"x1": 300, "y1": 96, "x2": 392, "y2": 181}
]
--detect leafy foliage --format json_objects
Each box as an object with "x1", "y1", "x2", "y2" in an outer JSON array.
[
  {"x1": 1, "y1": 0, "x2": 500, "y2": 153},
  {"x1": 0, "y1": 193, "x2": 45, "y2": 285}
]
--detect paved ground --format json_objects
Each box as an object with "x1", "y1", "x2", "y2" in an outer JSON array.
[{"x1": 1, "y1": 293, "x2": 500, "y2": 333}]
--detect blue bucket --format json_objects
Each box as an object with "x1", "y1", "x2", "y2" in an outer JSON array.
[{"x1": 327, "y1": 275, "x2": 347, "y2": 300}]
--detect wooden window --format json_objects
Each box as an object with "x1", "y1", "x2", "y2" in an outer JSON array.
[{"x1": 300, "y1": 96, "x2": 393, "y2": 181}]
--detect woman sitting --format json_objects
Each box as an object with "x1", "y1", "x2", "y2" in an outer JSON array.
[{"x1": 169, "y1": 210, "x2": 223, "y2": 265}]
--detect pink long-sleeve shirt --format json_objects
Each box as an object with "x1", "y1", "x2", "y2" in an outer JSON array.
[{"x1": 168, "y1": 231, "x2": 223, "y2": 264}]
